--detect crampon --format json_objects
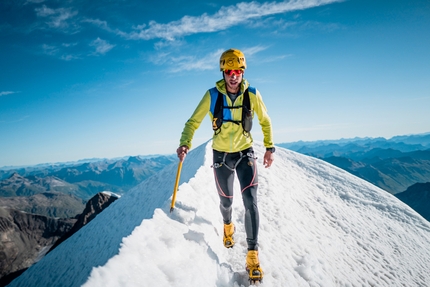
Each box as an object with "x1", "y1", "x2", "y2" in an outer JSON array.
[
  {"x1": 246, "y1": 250, "x2": 263, "y2": 284},
  {"x1": 223, "y1": 222, "x2": 235, "y2": 248},
  {"x1": 246, "y1": 266, "x2": 263, "y2": 285}
]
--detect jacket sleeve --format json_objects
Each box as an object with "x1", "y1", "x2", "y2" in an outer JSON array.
[
  {"x1": 253, "y1": 89, "x2": 274, "y2": 148},
  {"x1": 179, "y1": 91, "x2": 211, "y2": 149}
]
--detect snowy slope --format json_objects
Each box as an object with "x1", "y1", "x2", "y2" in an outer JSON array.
[{"x1": 8, "y1": 141, "x2": 430, "y2": 287}]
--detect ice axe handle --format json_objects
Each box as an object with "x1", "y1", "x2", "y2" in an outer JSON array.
[{"x1": 170, "y1": 161, "x2": 183, "y2": 213}]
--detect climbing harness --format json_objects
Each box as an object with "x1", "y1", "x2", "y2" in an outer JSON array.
[{"x1": 211, "y1": 150, "x2": 257, "y2": 171}]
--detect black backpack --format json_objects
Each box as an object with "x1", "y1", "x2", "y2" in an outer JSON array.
[{"x1": 212, "y1": 88, "x2": 252, "y2": 136}]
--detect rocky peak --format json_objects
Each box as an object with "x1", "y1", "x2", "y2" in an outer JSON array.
[
  {"x1": 0, "y1": 192, "x2": 119, "y2": 286},
  {"x1": 48, "y1": 192, "x2": 119, "y2": 253},
  {"x1": 0, "y1": 207, "x2": 76, "y2": 283},
  {"x1": 75, "y1": 192, "x2": 119, "y2": 227}
]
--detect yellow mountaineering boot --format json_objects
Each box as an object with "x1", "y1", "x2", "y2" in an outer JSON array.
[
  {"x1": 246, "y1": 250, "x2": 264, "y2": 283},
  {"x1": 223, "y1": 222, "x2": 235, "y2": 248}
]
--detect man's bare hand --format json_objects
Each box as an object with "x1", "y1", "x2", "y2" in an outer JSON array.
[
  {"x1": 176, "y1": 145, "x2": 189, "y2": 162},
  {"x1": 263, "y1": 150, "x2": 274, "y2": 168}
]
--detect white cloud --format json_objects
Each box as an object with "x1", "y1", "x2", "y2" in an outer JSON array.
[
  {"x1": 35, "y1": 5, "x2": 78, "y2": 29},
  {"x1": 247, "y1": 17, "x2": 298, "y2": 30},
  {"x1": 26, "y1": 0, "x2": 45, "y2": 3},
  {"x1": 242, "y1": 45, "x2": 270, "y2": 57},
  {"x1": 61, "y1": 42, "x2": 78, "y2": 48},
  {"x1": 42, "y1": 44, "x2": 59, "y2": 56},
  {"x1": 35, "y1": 5, "x2": 55, "y2": 17},
  {"x1": 90, "y1": 38, "x2": 115, "y2": 55},
  {"x1": 60, "y1": 54, "x2": 80, "y2": 61},
  {"x1": 0, "y1": 115, "x2": 30, "y2": 124},
  {"x1": 82, "y1": 19, "x2": 110, "y2": 30},
  {"x1": 163, "y1": 46, "x2": 269, "y2": 73},
  {"x1": 0, "y1": 91, "x2": 17, "y2": 97},
  {"x1": 41, "y1": 44, "x2": 80, "y2": 61},
  {"x1": 82, "y1": 18, "x2": 128, "y2": 38},
  {"x1": 125, "y1": 0, "x2": 342, "y2": 40},
  {"x1": 168, "y1": 49, "x2": 224, "y2": 73}
]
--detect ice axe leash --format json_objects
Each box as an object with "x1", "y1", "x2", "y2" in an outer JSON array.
[{"x1": 170, "y1": 161, "x2": 183, "y2": 213}]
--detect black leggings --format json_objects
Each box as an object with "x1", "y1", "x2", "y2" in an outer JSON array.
[{"x1": 213, "y1": 148, "x2": 259, "y2": 250}]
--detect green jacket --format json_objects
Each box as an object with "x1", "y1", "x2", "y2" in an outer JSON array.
[{"x1": 180, "y1": 78, "x2": 274, "y2": 152}]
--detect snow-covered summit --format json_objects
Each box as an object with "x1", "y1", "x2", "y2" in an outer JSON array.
[{"x1": 8, "y1": 141, "x2": 430, "y2": 287}]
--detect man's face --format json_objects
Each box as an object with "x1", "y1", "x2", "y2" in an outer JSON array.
[{"x1": 224, "y1": 70, "x2": 243, "y2": 93}]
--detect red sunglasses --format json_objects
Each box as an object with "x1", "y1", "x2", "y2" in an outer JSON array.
[{"x1": 224, "y1": 69, "x2": 243, "y2": 76}]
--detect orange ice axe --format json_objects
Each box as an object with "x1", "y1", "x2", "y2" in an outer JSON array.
[{"x1": 170, "y1": 161, "x2": 183, "y2": 213}]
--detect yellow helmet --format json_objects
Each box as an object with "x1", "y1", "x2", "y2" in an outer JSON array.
[{"x1": 219, "y1": 49, "x2": 247, "y2": 71}]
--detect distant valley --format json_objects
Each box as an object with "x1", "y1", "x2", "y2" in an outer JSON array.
[
  {"x1": 0, "y1": 155, "x2": 176, "y2": 218},
  {"x1": 0, "y1": 154, "x2": 175, "y2": 284}
]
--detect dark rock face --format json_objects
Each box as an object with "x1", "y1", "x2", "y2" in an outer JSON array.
[
  {"x1": 395, "y1": 182, "x2": 430, "y2": 222},
  {"x1": 0, "y1": 208, "x2": 76, "y2": 280},
  {"x1": 75, "y1": 192, "x2": 119, "y2": 227},
  {"x1": 49, "y1": 192, "x2": 119, "y2": 251},
  {"x1": 0, "y1": 192, "x2": 118, "y2": 286}
]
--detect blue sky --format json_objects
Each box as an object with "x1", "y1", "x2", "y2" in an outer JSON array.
[{"x1": 1, "y1": 0, "x2": 429, "y2": 167}]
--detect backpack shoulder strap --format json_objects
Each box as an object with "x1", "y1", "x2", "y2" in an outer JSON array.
[
  {"x1": 243, "y1": 88, "x2": 250, "y2": 112},
  {"x1": 242, "y1": 88, "x2": 252, "y2": 134},
  {"x1": 214, "y1": 91, "x2": 224, "y2": 118},
  {"x1": 212, "y1": 91, "x2": 224, "y2": 133}
]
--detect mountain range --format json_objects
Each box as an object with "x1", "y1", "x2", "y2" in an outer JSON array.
[
  {"x1": 0, "y1": 154, "x2": 176, "y2": 283},
  {"x1": 5, "y1": 141, "x2": 430, "y2": 286},
  {"x1": 0, "y1": 155, "x2": 176, "y2": 196},
  {"x1": 0, "y1": 155, "x2": 176, "y2": 218},
  {"x1": 0, "y1": 191, "x2": 84, "y2": 219},
  {"x1": 278, "y1": 132, "x2": 430, "y2": 221}
]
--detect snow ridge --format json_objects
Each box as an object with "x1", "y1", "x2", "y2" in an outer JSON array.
[{"x1": 9, "y1": 141, "x2": 430, "y2": 287}]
